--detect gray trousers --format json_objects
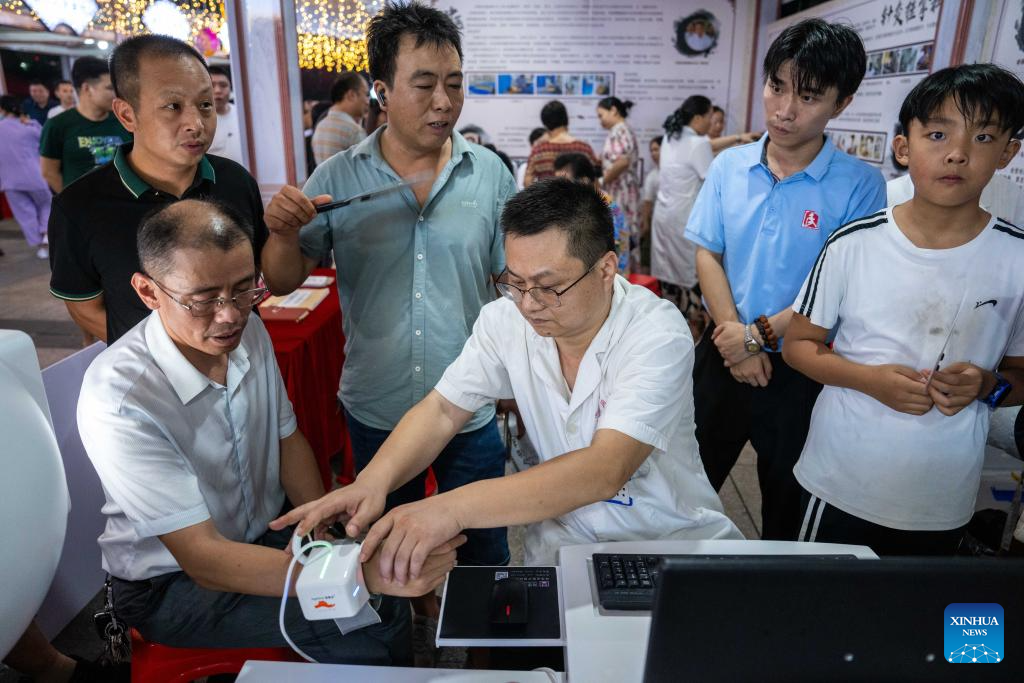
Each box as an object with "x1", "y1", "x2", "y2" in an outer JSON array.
[{"x1": 111, "y1": 527, "x2": 412, "y2": 665}]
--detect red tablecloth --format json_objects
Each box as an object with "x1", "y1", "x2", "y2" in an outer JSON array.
[{"x1": 264, "y1": 269, "x2": 353, "y2": 489}]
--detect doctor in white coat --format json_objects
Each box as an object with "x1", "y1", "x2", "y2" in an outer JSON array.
[
  {"x1": 272, "y1": 178, "x2": 741, "y2": 578},
  {"x1": 651, "y1": 96, "x2": 715, "y2": 291}
]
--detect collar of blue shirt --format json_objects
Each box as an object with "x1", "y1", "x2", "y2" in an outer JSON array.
[
  {"x1": 143, "y1": 312, "x2": 252, "y2": 403},
  {"x1": 349, "y1": 126, "x2": 478, "y2": 176},
  {"x1": 750, "y1": 133, "x2": 837, "y2": 182}
]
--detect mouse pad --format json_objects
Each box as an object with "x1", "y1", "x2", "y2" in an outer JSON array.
[{"x1": 438, "y1": 566, "x2": 562, "y2": 643}]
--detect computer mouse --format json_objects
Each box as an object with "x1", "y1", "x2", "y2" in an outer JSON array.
[{"x1": 489, "y1": 577, "x2": 529, "y2": 625}]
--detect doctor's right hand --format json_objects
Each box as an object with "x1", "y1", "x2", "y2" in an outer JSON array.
[
  {"x1": 269, "y1": 478, "x2": 387, "y2": 541},
  {"x1": 265, "y1": 185, "x2": 332, "y2": 237}
]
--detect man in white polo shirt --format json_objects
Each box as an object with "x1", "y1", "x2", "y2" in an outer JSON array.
[
  {"x1": 273, "y1": 179, "x2": 741, "y2": 580},
  {"x1": 77, "y1": 199, "x2": 461, "y2": 663}
]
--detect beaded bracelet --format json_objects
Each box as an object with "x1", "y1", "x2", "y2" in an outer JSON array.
[{"x1": 757, "y1": 314, "x2": 778, "y2": 351}]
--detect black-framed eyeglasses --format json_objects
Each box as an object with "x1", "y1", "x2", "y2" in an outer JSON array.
[
  {"x1": 495, "y1": 261, "x2": 598, "y2": 308},
  {"x1": 148, "y1": 277, "x2": 267, "y2": 318}
]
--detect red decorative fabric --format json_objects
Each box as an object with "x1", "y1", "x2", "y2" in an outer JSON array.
[{"x1": 264, "y1": 269, "x2": 354, "y2": 489}]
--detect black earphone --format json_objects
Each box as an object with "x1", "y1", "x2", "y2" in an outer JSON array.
[{"x1": 377, "y1": 90, "x2": 387, "y2": 105}]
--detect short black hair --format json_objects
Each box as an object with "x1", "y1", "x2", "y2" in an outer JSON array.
[
  {"x1": 0, "y1": 95, "x2": 21, "y2": 116},
  {"x1": 111, "y1": 34, "x2": 209, "y2": 106},
  {"x1": 28, "y1": 79, "x2": 46, "y2": 87},
  {"x1": 712, "y1": 105, "x2": 724, "y2": 115},
  {"x1": 597, "y1": 96, "x2": 633, "y2": 118},
  {"x1": 71, "y1": 56, "x2": 109, "y2": 91},
  {"x1": 483, "y1": 143, "x2": 514, "y2": 175},
  {"x1": 208, "y1": 65, "x2": 232, "y2": 87},
  {"x1": 553, "y1": 152, "x2": 599, "y2": 182},
  {"x1": 898, "y1": 63, "x2": 1024, "y2": 138},
  {"x1": 55, "y1": 79, "x2": 73, "y2": 89},
  {"x1": 459, "y1": 123, "x2": 484, "y2": 139},
  {"x1": 664, "y1": 94, "x2": 712, "y2": 139},
  {"x1": 502, "y1": 178, "x2": 614, "y2": 267},
  {"x1": 528, "y1": 127, "x2": 546, "y2": 145},
  {"x1": 763, "y1": 18, "x2": 866, "y2": 102},
  {"x1": 366, "y1": 1, "x2": 463, "y2": 87},
  {"x1": 329, "y1": 71, "x2": 366, "y2": 103},
  {"x1": 138, "y1": 199, "x2": 254, "y2": 279},
  {"x1": 650, "y1": 135, "x2": 663, "y2": 146},
  {"x1": 540, "y1": 100, "x2": 568, "y2": 130}
]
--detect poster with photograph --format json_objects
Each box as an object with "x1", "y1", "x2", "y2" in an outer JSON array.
[
  {"x1": 757, "y1": 0, "x2": 945, "y2": 178},
  {"x1": 430, "y1": 0, "x2": 755, "y2": 177},
  {"x1": 988, "y1": 0, "x2": 1024, "y2": 190}
]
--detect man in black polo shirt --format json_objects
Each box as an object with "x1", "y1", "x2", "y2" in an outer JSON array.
[{"x1": 48, "y1": 34, "x2": 266, "y2": 344}]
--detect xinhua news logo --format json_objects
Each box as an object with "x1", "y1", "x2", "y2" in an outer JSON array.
[{"x1": 944, "y1": 603, "x2": 1003, "y2": 664}]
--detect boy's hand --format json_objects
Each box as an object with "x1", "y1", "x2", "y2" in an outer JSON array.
[
  {"x1": 729, "y1": 352, "x2": 772, "y2": 387},
  {"x1": 924, "y1": 362, "x2": 987, "y2": 417},
  {"x1": 868, "y1": 365, "x2": 933, "y2": 415}
]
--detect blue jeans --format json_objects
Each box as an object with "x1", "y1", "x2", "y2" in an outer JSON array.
[
  {"x1": 111, "y1": 526, "x2": 411, "y2": 665},
  {"x1": 345, "y1": 409, "x2": 510, "y2": 566}
]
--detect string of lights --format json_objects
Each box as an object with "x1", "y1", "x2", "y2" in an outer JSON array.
[{"x1": 1, "y1": 0, "x2": 378, "y2": 71}]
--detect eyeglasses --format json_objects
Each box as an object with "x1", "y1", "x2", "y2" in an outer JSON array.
[
  {"x1": 495, "y1": 262, "x2": 598, "y2": 308},
  {"x1": 149, "y1": 278, "x2": 267, "y2": 318}
]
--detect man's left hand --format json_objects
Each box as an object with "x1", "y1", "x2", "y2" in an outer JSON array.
[
  {"x1": 712, "y1": 321, "x2": 753, "y2": 366},
  {"x1": 361, "y1": 496, "x2": 465, "y2": 586},
  {"x1": 925, "y1": 362, "x2": 987, "y2": 416}
]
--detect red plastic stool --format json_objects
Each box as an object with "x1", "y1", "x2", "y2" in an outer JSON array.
[{"x1": 130, "y1": 628, "x2": 303, "y2": 682}]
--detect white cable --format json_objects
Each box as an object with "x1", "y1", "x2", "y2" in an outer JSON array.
[
  {"x1": 532, "y1": 666, "x2": 561, "y2": 682},
  {"x1": 279, "y1": 539, "x2": 333, "y2": 663}
]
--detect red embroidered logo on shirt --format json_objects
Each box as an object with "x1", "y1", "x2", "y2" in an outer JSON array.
[{"x1": 802, "y1": 210, "x2": 820, "y2": 230}]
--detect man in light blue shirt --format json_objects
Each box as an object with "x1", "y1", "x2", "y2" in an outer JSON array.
[
  {"x1": 261, "y1": 3, "x2": 514, "y2": 611},
  {"x1": 684, "y1": 19, "x2": 886, "y2": 541}
]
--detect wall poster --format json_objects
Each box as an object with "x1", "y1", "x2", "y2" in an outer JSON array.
[
  {"x1": 987, "y1": 0, "x2": 1024, "y2": 190},
  {"x1": 431, "y1": 0, "x2": 756, "y2": 178}
]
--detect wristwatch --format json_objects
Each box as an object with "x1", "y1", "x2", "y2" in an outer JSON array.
[
  {"x1": 744, "y1": 324, "x2": 761, "y2": 354},
  {"x1": 982, "y1": 372, "x2": 1012, "y2": 409}
]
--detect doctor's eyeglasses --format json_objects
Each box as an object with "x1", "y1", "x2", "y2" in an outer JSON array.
[{"x1": 495, "y1": 261, "x2": 598, "y2": 308}]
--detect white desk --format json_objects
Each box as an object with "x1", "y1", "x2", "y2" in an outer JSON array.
[
  {"x1": 558, "y1": 539, "x2": 877, "y2": 683},
  {"x1": 236, "y1": 661, "x2": 563, "y2": 682}
]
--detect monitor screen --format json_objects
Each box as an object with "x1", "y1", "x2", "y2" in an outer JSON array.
[{"x1": 644, "y1": 556, "x2": 1024, "y2": 682}]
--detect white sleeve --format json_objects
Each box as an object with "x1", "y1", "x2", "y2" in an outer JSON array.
[
  {"x1": 693, "y1": 138, "x2": 713, "y2": 181},
  {"x1": 793, "y1": 237, "x2": 846, "y2": 330},
  {"x1": 78, "y1": 397, "x2": 209, "y2": 539},
  {"x1": 595, "y1": 326, "x2": 692, "y2": 452},
  {"x1": 434, "y1": 302, "x2": 514, "y2": 412}
]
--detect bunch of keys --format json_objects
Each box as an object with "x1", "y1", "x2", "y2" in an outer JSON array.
[{"x1": 93, "y1": 577, "x2": 131, "y2": 664}]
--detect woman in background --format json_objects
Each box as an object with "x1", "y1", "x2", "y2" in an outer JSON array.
[
  {"x1": 524, "y1": 100, "x2": 599, "y2": 186},
  {"x1": 708, "y1": 105, "x2": 759, "y2": 154},
  {"x1": 0, "y1": 95, "x2": 51, "y2": 259},
  {"x1": 597, "y1": 96, "x2": 640, "y2": 273},
  {"x1": 651, "y1": 95, "x2": 714, "y2": 333}
]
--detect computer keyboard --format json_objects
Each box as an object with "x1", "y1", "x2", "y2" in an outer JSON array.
[{"x1": 592, "y1": 553, "x2": 858, "y2": 611}]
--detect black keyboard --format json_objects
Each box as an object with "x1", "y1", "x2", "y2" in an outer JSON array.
[{"x1": 592, "y1": 553, "x2": 858, "y2": 611}]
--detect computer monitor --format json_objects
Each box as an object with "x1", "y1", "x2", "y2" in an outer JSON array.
[{"x1": 643, "y1": 556, "x2": 1024, "y2": 682}]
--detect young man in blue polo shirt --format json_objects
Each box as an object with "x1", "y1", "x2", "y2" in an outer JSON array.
[{"x1": 684, "y1": 19, "x2": 886, "y2": 540}]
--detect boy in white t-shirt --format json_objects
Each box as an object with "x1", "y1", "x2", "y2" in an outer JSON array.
[{"x1": 783, "y1": 64, "x2": 1024, "y2": 555}]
